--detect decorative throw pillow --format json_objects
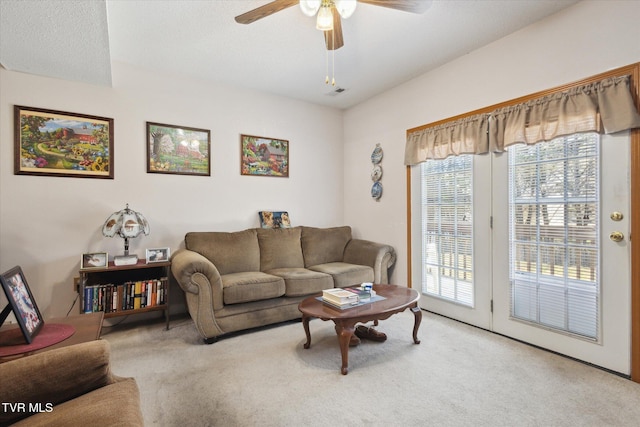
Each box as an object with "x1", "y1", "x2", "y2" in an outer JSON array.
[{"x1": 259, "y1": 211, "x2": 291, "y2": 229}]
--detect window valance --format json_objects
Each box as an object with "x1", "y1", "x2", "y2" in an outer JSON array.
[
  {"x1": 489, "y1": 75, "x2": 640, "y2": 151},
  {"x1": 405, "y1": 75, "x2": 640, "y2": 165},
  {"x1": 404, "y1": 113, "x2": 489, "y2": 165}
]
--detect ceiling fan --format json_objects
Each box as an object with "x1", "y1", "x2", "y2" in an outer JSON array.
[{"x1": 234, "y1": 0, "x2": 432, "y2": 51}]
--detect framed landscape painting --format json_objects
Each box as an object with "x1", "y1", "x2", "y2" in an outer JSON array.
[
  {"x1": 147, "y1": 122, "x2": 211, "y2": 176},
  {"x1": 241, "y1": 134, "x2": 289, "y2": 177},
  {"x1": 14, "y1": 106, "x2": 114, "y2": 179}
]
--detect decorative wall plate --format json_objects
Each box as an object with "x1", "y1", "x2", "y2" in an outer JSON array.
[
  {"x1": 371, "y1": 181, "x2": 383, "y2": 200},
  {"x1": 371, "y1": 144, "x2": 383, "y2": 164},
  {"x1": 371, "y1": 164, "x2": 383, "y2": 182}
]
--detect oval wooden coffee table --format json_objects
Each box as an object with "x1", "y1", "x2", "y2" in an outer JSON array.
[{"x1": 298, "y1": 284, "x2": 421, "y2": 375}]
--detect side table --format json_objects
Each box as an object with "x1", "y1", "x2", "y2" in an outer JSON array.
[{"x1": 0, "y1": 312, "x2": 104, "y2": 363}]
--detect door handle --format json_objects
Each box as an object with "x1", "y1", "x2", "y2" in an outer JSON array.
[
  {"x1": 609, "y1": 231, "x2": 624, "y2": 242},
  {"x1": 610, "y1": 212, "x2": 624, "y2": 221}
]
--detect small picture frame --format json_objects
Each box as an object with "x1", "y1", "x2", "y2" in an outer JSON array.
[
  {"x1": 0, "y1": 266, "x2": 44, "y2": 344},
  {"x1": 81, "y1": 252, "x2": 108, "y2": 269},
  {"x1": 146, "y1": 247, "x2": 170, "y2": 263}
]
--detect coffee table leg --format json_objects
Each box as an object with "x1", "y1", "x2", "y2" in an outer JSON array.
[
  {"x1": 335, "y1": 322, "x2": 355, "y2": 375},
  {"x1": 411, "y1": 305, "x2": 422, "y2": 344},
  {"x1": 302, "y1": 315, "x2": 312, "y2": 349}
]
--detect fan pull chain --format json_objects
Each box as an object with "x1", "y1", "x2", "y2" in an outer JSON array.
[
  {"x1": 325, "y1": 29, "x2": 336, "y2": 86},
  {"x1": 332, "y1": 28, "x2": 336, "y2": 86},
  {"x1": 325, "y1": 48, "x2": 329, "y2": 84},
  {"x1": 332, "y1": 42, "x2": 336, "y2": 86}
]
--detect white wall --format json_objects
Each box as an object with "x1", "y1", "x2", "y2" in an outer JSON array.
[
  {"x1": 3, "y1": 0, "x2": 639, "y2": 322},
  {"x1": 343, "y1": 0, "x2": 640, "y2": 287},
  {"x1": 0, "y1": 61, "x2": 344, "y2": 318}
]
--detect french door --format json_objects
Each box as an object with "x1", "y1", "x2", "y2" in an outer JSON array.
[
  {"x1": 416, "y1": 132, "x2": 631, "y2": 374},
  {"x1": 417, "y1": 153, "x2": 492, "y2": 330}
]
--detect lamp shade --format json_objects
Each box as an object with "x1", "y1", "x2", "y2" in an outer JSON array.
[
  {"x1": 316, "y1": 5, "x2": 333, "y2": 30},
  {"x1": 102, "y1": 204, "x2": 150, "y2": 239}
]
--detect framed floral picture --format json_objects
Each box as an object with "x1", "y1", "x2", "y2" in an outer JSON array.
[
  {"x1": 14, "y1": 106, "x2": 114, "y2": 179},
  {"x1": 147, "y1": 122, "x2": 211, "y2": 176},
  {"x1": 241, "y1": 134, "x2": 289, "y2": 177}
]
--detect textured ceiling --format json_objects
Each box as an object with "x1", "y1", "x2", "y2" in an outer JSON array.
[
  {"x1": 0, "y1": 0, "x2": 112, "y2": 86},
  {"x1": 0, "y1": 0, "x2": 581, "y2": 109}
]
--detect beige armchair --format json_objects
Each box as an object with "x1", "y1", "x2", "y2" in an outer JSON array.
[{"x1": 0, "y1": 340, "x2": 143, "y2": 426}]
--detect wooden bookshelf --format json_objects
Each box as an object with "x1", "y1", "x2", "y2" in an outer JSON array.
[{"x1": 79, "y1": 259, "x2": 170, "y2": 330}]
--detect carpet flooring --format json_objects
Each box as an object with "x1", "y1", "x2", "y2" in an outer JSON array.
[{"x1": 102, "y1": 311, "x2": 640, "y2": 427}]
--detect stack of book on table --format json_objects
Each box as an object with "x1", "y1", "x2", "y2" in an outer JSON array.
[
  {"x1": 322, "y1": 286, "x2": 377, "y2": 309},
  {"x1": 322, "y1": 288, "x2": 359, "y2": 308},
  {"x1": 345, "y1": 286, "x2": 376, "y2": 302}
]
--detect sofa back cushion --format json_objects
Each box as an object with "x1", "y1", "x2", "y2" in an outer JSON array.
[
  {"x1": 185, "y1": 229, "x2": 260, "y2": 275},
  {"x1": 257, "y1": 227, "x2": 304, "y2": 271},
  {"x1": 301, "y1": 226, "x2": 352, "y2": 267}
]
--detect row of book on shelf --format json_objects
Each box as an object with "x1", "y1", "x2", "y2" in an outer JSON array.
[
  {"x1": 322, "y1": 283, "x2": 377, "y2": 309},
  {"x1": 83, "y1": 277, "x2": 168, "y2": 314}
]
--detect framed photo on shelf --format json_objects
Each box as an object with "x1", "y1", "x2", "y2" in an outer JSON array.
[
  {"x1": 146, "y1": 247, "x2": 170, "y2": 263},
  {"x1": 240, "y1": 134, "x2": 289, "y2": 177},
  {"x1": 14, "y1": 105, "x2": 114, "y2": 179},
  {"x1": 81, "y1": 252, "x2": 108, "y2": 269},
  {"x1": 147, "y1": 122, "x2": 211, "y2": 176},
  {"x1": 0, "y1": 266, "x2": 44, "y2": 344}
]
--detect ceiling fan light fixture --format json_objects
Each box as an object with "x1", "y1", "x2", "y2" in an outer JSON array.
[
  {"x1": 299, "y1": 0, "x2": 321, "y2": 17},
  {"x1": 315, "y1": 5, "x2": 333, "y2": 31},
  {"x1": 334, "y1": 0, "x2": 357, "y2": 19}
]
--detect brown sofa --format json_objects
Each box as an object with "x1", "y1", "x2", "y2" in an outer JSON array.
[
  {"x1": 171, "y1": 226, "x2": 396, "y2": 343},
  {"x1": 0, "y1": 340, "x2": 143, "y2": 426}
]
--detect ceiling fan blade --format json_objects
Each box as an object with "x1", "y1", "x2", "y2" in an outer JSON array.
[
  {"x1": 235, "y1": 0, "x2": 299, "y2": 24},
  {"x1": 358, "y1": 0, "x2": 433, "y2": 14},
  {"x1": 324, "y1": 6, "x2": 344, "y2": 50}
]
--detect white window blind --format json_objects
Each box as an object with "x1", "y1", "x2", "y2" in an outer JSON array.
[
  {"x1": 508, "y1": 133, "x2": 600, "y2": 339},
  {"x1": 421, "y1": 155, "x2": 473, "y2": 307}
]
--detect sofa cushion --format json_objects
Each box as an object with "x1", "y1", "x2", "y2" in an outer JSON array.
[
  {"x1": 257, "y1": 227, "x2": 304, "y2": 271},
  {"x1": 221, "y1": 272, "x2": 285, "y2": 304},
  {"x1": 265, "y1": 268, "x2": 334, "y2": 297},
  {"x1": 185, "y1": 229, "x2": 260, "y2": 275},
  {"x1": 301, "y1": 226, "x2": 352, "y2": 267},
  {"x1": 308, "y1": 262, "x2": 374, "y2": 288}
]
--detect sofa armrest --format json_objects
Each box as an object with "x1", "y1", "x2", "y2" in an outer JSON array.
[
  {"x1": 171, "y1": 248, "x2": 226, "y2": 340},
  {"x1": 171, "y1": 248, "x2": 224, "y2": 310},
  {"x1": 343, "y1": 239, "x2": 396, "y2": 284},
  {"x1": 0, "y1": 340, "x2": 117, "y2": 425}
]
